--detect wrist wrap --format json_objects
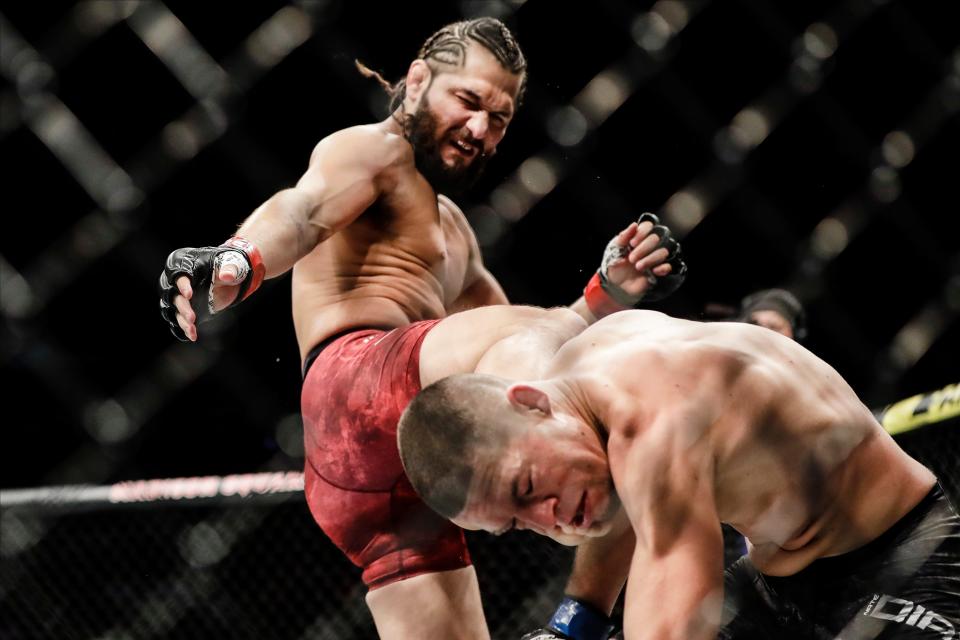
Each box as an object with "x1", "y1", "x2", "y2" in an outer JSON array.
[
  {"x1": 584, "y1": 272, "x2": 630, "y2": 318},
  {"x1": 547, "y1": 596, "x2": 615, "y2": 640},
  {"x1": 222, "y1": 236, "x2": 265, "y2": 301}
]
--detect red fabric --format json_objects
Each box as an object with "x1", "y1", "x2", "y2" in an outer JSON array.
[
  {"x1": 583, "y1": 272, "x2": 628, "y2": 318},
  {"x1": 301, "y1": 320, "x2": 471, "y2": 590},
  {"x1": 223, "y1": 236, "x2": 265, "y2": 300}
]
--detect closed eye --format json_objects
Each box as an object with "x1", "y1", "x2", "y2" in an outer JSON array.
[
  {"x1": 458, "y1": 95, "x2": 480, "y2": 110},
  {"x1": 457, "y1": 93, "x2": 510, "y2": 127},
  {"x1": 514, "y1": 469, "x2": 533, "y2": 503}
]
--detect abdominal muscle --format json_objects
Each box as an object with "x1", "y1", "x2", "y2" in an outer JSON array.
[
  {"x1": 291, "y1": 226, "x2": 468, "y2": 363},
  {"x1": 731, "y1": 429, "x2": 936, "y2": 576}
]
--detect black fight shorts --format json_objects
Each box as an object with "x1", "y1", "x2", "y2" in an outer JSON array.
[{"x1": 720, "y1": 484, "x2": 960, "y2": 639}]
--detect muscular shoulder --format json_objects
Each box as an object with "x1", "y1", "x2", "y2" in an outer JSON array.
[
  {"x1": 436, "y1": 194, "x2": 463, "y2": 214},
  {"x1": 436, "y1": 194, "x2": 472, "y2": 231},
  {"x1": 308, "y1": 124, "x2": 413, "y2": 173}
]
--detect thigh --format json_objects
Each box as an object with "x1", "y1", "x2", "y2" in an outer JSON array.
[
  {"x1": 720, "y1": 557, "x2": 794, "y2": 639},
  {"x1": 777, "y1": 492, "x2": 960, "y2": 638},
  {"x1": 300, "y1": 323, "x2": 473, "y2": 588},
  {"x1": 305, "y1": 466, "x2": 472, "y2": 588}
]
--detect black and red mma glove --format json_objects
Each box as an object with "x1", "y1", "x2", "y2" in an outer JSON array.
[{"x1": 158, "y1": 236, "x2": 265, "y2": 341}]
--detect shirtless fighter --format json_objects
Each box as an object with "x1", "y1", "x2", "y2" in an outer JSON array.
[
  {"x1": 157, "y1": 18, "x2": 686, "y2": 639},
  {"x1": 398, "y1": 310, "x2": 960, "y2": 639}
]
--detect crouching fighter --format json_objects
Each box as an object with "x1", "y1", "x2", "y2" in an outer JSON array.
[{"x1": 398, "y1": 311, "x2": 960, "y2": 639}]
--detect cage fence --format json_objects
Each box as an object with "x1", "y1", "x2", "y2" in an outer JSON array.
[
  {"x1": 1, "y1": 482, "x2": 574, "y2": 640},
  {"x1": 2, "y1": 0, "x2": 958, "y2": 638},
  {"x1": 2, "y1": 386, "x2": 957, "y2": 640}
]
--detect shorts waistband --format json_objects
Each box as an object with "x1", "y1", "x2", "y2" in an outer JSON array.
[
  {"x1": 812, "y1": 483, "x2": 946, "y2": 571},
  {"x1": 301, "y1": 327, "x2": 392, "y2": 379}
]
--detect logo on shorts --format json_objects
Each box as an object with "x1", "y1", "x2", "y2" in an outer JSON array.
[{"x1": 863, "y1": 594, "x2": 956, "y2": 638}]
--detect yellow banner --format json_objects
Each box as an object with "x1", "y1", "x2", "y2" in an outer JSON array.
[{"x1": 878, "y1": 382, "x2": 960, "y2": 435}]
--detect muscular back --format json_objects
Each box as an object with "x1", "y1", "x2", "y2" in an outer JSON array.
[
  {"x1": 559, "y1": 311, "x2": 935, "y2": 576},
  {"x1": 291, "y1": 125, "x2": 476, "y2": 361}
]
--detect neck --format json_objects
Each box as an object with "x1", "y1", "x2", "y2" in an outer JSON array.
[
  {"x1": 546, "y1": 378, "x2": 607, "y2": 441},
  {"x1": 382, "y1": 110, "x2": 405, "y2": 136}
]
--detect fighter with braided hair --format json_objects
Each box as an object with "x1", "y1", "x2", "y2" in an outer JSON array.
[{"x1": 158, "y1": 17, "x2": 685, "y2": 639}]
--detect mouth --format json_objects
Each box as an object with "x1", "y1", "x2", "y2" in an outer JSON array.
[
  {"x1": 447, "y1": 137, "x2": 479, "y2": 159},
  {"x1": 573, "y1": 491, "x2": 589, "y2": 529}
]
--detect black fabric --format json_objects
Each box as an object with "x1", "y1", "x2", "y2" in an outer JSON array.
[
  {"x1": 720, "y1": 484, "x2": 960, "y2": 639},
  {"x1": 157, "y1": 245, "x2": 253, "y2": 341},
  {"x1": 599, "y1": 212, "x2": 687, "y2": 305},
  {"x1": 301, "y1": 327, "x2": 392, "y2": 379}
]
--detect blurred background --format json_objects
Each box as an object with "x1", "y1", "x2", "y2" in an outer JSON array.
[{"x1": 1, "y1": 0, "x2": 957, "y2": 638}]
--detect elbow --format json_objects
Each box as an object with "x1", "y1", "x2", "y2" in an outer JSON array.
[
  {"x1": 254, "y1": 188, "x2": 327, "y2": 257},
  {"x1": 282, "y1": 187, "x2": 332, "y2": 242}
]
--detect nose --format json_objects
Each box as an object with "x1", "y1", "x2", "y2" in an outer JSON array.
[
  {"x1": 517, "y1": 497, "x2": 558, "y2": 532},
  {"x1": 465, "y1": 111, "x2": 489, "y2": 143}
]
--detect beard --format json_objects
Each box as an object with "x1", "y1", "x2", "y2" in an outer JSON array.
[{"x1": 404, "y1": 95, "x2": 490, "y2": 197}]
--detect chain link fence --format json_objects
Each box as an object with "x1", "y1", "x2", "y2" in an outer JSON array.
[
  {"x1": 2, "y1": 400, "x2": 956, "y2": 640},
  {"x1": 1, "y1": 495, "x2": 574, "y2": 639},
  {"x1": 2, "y1": 0, "x2": 957, "y2": 637}
]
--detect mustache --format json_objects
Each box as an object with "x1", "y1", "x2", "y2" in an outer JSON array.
[{"x1": 449, "y1": 130, "x2": 484, "y2": 154}]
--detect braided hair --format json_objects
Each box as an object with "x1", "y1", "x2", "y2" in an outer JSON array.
[{"x1": 356, "y1": 17, "x2": 527, "y2": 115}]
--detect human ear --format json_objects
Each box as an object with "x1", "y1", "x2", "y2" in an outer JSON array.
[
  {"x1": 506, "y1": 384, "x2": 552, "y2": 415},
  {"x1": 405, "y1": 60, "x2": 432, "y2": 104}
]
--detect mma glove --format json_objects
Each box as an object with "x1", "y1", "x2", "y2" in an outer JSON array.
[
  {"x1": 521, "y1": 597, "x2": 616, "y2": 640},
  {"x1": 584, "y1": 213, "x2": 687, "y2": 318},
  {"x1": 158, "y1": 236, "x2": 265, "y2": 341}
]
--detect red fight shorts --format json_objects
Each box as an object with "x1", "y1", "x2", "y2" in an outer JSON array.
[{"x1": 301, "y1": 320, "x2": 471, "y2": 589}]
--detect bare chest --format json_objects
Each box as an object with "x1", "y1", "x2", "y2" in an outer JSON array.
[
  {"x1": 434, "y1": 204, "x2": 472, "y2": 302},
  {"x1": 306, "y1": 186, "x2": 473, "y2": 298}
]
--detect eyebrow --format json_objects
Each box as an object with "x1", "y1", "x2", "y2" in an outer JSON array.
[{"x1": 458, "y1": 89, "x2": 512, "y2": 119}]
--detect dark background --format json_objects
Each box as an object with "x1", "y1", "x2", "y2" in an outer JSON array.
[
  {"x1": 1, "y1": 2, "x2": 958, "y2": 639},
  {"x1": 1, "y1": 0, "x2": 957, "y2": 487}
]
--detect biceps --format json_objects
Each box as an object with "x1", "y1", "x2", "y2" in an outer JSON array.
[
  {"x1": 449, "y1": 268, "x2": 508, "y2": 311},
  {"x1": 294, "y1": 158, "x2": 382, "y2": 236}
]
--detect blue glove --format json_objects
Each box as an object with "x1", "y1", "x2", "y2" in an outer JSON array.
[{"x1": 521, "y1": 597, "x2": 615, "y2": 640}]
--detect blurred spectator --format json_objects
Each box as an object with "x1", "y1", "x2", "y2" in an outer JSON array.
[{"x1": 704, "y1": 288, "x2": 806, "y2": 342}]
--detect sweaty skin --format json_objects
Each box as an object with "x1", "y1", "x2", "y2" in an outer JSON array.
[
  {"x1": 178, "y1": 43, "x2": 671, "y2": 359},
  {"x1": 291, "y1": 153, "x2": 483, "y2": 360},
  {"x1": 558, "y1": 313, "x2": 934, "y2": 568},
  {"x1": 555, "y1": 312, "x2": 935, "y2": 639},
  {"x1": 446, "y1": 310, "x2": 935, "y2": 639},
  {"x1": 287, "y1": 41, "x2": 522, "y2": 360},
  {"x1": 166, "y1": 39, "x2": 678, "y2": 640},
  {"x1": 170, "y1": 42, "x2": 522, "y2": 352}
]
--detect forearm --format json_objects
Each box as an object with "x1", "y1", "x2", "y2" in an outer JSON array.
[
  {"x1": 569, "y1": 296, "x2": 599, "y2": 325},
  {"x1": 235, "y1": 187, "x2": 331, "y2": 278},
  {"x1": 623, "y1": 517, "x2": 723, "y2": 640},
  {"x1": 624, "y1": 555, "x2": 721, "y2": 640},
  {"x1": 564, "y1": 511, "x2": 634, "y2": 614}
]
